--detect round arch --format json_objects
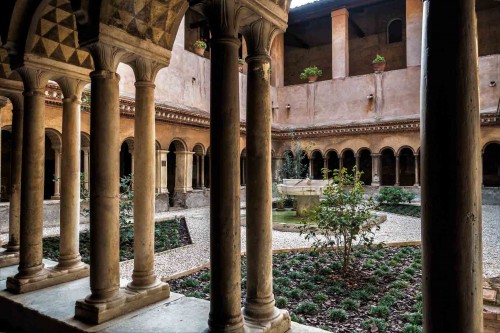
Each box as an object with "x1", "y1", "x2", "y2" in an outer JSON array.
[
  {"x1": 310, "y1": 149, "x2": 324, "y2": 179},
  {"x1": 483, "y1": 142, "x2": 500, "y2": 186},
  {"x1": 399, "y1": 147, "x2": 416, "y2": 186},
  {"x1": 357, "y1": 148, "x2": 372, "y2": 185},
  {"x1": 380, "y1": 147, "x2": 396, "y2": 186}
]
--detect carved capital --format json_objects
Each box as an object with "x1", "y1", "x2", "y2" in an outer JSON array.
[
  {"x1": 58, "y1": 77, "x2": 88, "y2": 101},
  {"x1": 129, "y1": 58, "x2": 165, "y2": 83},
  {"x1": 87, "y1": 42, "x2": 128, "y2": 72},
  {"x1": 16, "y1": 67, "x2": 50, "y2": 94},
  {"x1": 7, "y1": 92, "x2": 24, "y2": 111},
  {"x1": 241, "y1": 19, "x2": 281, "y2": 60}
]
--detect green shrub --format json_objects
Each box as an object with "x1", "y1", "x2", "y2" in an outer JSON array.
[
  {"x1": 273, "y1": 269, "x2": 282, "y2": 277},
  {"x1": 297, "y1": 254, "x2": 308, "y2": 261},
  {"x1": 286, "y1": 288, "x2": 304, "y2": 300},
  {"x1": 299, "y1": 281, "x2": 317, "y2": 290},
  {"x1": 326, "y1": 285, "x2": 344, "y2": 295},
  {"x1": 369, "y1": 305, "x2": 390, "y2": 318},
  {"x1": 413, "y1": 301, "x2": 423, "y2": 313},
  {"x1": 379, "y1": 294, "x2": 397, "y2": 307},
  {"x1": 203, "y1": 284, "x2": 210, "y2": 293},
  {"x1": 368, "y1": 275, "x2": 381, "y2": 284},
  {"x1": 403, "y1": 312, "x2": 423, "y2": 325},
  {"x1": 313, "y1": 292, "x2": 328, "y2": 303},
  {"x1": 399, "y1": 273, "x2": 413, "y2": 280},
  {"x1": 362, "y1": 318, "x2": 388, "y2": 332},
  {"x1": 405, "y1": 267, "x2": 417, "y2": 275},
  {"x1": 295, "y1": 302, "x2": 319, "y2": 315},
  {"x1": 288, "y1": 271, "x2": 306, "y2": 280},
  {"x1": 199, "y1": 272, "x2": 210, "y2": 282},
  {"x1": 328, "y1": 308, "x2": 348, "y2": 322},
  {"x1": 352, "y1": 289, "x2": 372, "y2": 301},
  {"x1": 390, "y1": 280, "x2": 409, "y2": 289},
  {"x1": 185, "y1": 291, "x2": 203, "y2": 298},
  {"x1": 290, "y1": 314, "x2": 303, "y2": 323},
  {"x1": 299, "y1": 66, "x2": 323, "y2": 80},
  {"x1": 275, "y1": 296, "x2": 288, "y2": 308},
  {"x1": 376, "y1": 187, "x2": 416, "y2": 205},
  {"x1": 182, "y1": 278, "x2": 200, "y2": 288},
  {"x1": 363, "y1": 259, "x2": 375, "y2": 269},
  {"x1": 330, "y1": 261, "x2": 343, "y2": 271},
  {"x1": 363, "y1": 283, "x2": 378, "y2": 294},
  {"x1": 402, "y1": 324, "x2": 423, "y2": 333},
  {"x1": 319, "y1": 267, "x2": 333, "y2": 275},
  {"x1": 303, "y1": 265, "x2": 314, "y2": 273},
  {"x1": 388, "y1": 289, "x2": 404, "y2": 299},
  {"x1": 341, "y1": 298, "x2": 360, "y2": 310},
  {"x1": 275, "y1": 277, "x2": 292, "y2": 286},
  {"x1": 416, "y1": 293, "x2": 423, "y2": 301}
]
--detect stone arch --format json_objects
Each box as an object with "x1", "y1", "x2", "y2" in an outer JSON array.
[
  {"x1": 387, "y1": 18, "x2": 403, "y2": 44},
  {"x1": 310, "y1": 149, "x2": 324, "y2": 179},
  {"x1": 341, "y1": 148, "x2": 356, "y2": 175},
  {"x1": 397, "y1": 145, "x2": 415, "y2": 156},
  {"x1": 380, "y1": 147, "x2": 396, "y2": 186},
  {"x1": 357, "y1": 148, "x2": 372, "y2": 185},
  {"x1": 325, "y1": 149, "x2": 340, "y2": 177},
  {"x1": 483, "y1": 141, "x2": 500, "y2": 186},
  {"x1": 44, "y1": 128, "x2": 62, "y2": 199},
  {"x1": 169, "y1": 138, "x2": 187, "y2": 152},
  {"x1": 120, "y1": 137, "x2": 134, "y2": 179},
  {"x1": 399, "y1": 147, "x2": 416, "y2": 186},
  {"x1": 155, "y1": 140, "x2": 161, "y2": 150}
]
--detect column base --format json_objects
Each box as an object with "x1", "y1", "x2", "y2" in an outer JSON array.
[
  {"x1": 244, "y1": 308, "x2": 291, "y2": 333},
  {"x1": 75, "y1": 281, "x2": 169, "y2": 324},
  {"x1": 50, "y1": 195, "x2": 61, "y2": 200},
  {"x1": 0, "y1": 251, "x2": 19, "y2": 268},
  {"x1": 372, "y1": 182, "x2": 380, "y2": 187},
  {"x1": 6, "y1": 264, "x2": 89, "y2": 294}
]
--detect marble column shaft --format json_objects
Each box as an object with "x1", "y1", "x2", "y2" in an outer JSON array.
[
  {"x1": 87, "y1": 64, "x2": 122, "y2": 303},
  {"x1": 7, "y1": 106, "x2": 23, "y2": 252},
  {"x1": 130, "y1": 79, "x2": 158, "y2": 289},
  {"x1": 57, "y1": 91, "x2": 83, "y2": 269},
  {"x1": 53, "y1": 148, "x2": 61, "y2": 198},
  {"x1": 395, "y1": 155, "x2": 400, "y2": 186},
  {"x1": 17, "y1": 68, "x2": 48, "y2": 279},
  {"x1": 83, "y1": 148, "x2": 90, "y2": 190},
  {"x1": 414, "y1": 154, "x2": 420, "y2": 186},
  {"x1": 243, "y1": 30, "x2": 277, "y2": 321},
  {"x1": 206, "y1": 4, "x2": 243, "y2": 330},
  {"x1": 420, "y1": 0, "x2": 483, "y2": 331}
]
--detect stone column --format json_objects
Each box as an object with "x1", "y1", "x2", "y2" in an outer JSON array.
[
  {"x1": 79, "y1": 43, "x2": 124, "y2": 307},
  {"x1": 51, "y1": 147, "x2": 61, "y2": 199},
  {"x1": 355, "y1": 154, "x2": 360, "y2": 178},
  {"x1": 174, "y1": 151, "x2": 194, "y2": 193},
  {"x1": 395, "y1": 155, "x2": 400, "y2": 186},
  {"x1": 309, "y1": 157, "x2": 313, "y2": 179},
  {"x1": 242, "y1": 19, "x2": 290, "y2": 331},
  {"x1": 128, "y1": 58, "x2": 163, "y2": 291},
  {"x1": 13, "y1": 68, "x2": 49, "y2": 281},
  {"x1": 406, "y1": 0, "x2": 423, "y2": 67},
  {"x1": 339, "y1": 155, "x2": 344, "y2": 170},
  {"x1": 371, "y1": 153, "x2": 381, "y2": 186},
  {"x1": 241, "y1": 157, "x2": 246, "y2": 186},
  {"x1": 129, "y1": 148, "x2": 135, "y2": 175},
  {"x1": 200, "y1": 154, "x2": 205, "y2": 189},
  {"x1": 155, "y1": 149, "x2": 168, "y2": 193},
  {"x1": 195, "y1": 155, "x2": 201, "y2": 188},
  {"x1": 56, "y1": 78, "x2": 86, "y2": 270},
  {"x1": 331, "y1": 8, "x2": 349, "y2": 79},
  {"x1": 414, "y1": 153, "x2": 420, "y2": 186},
  {"x1": 420, "y1": 0, "x2": 482, "y2": 331},
  {"x1": 6, "y1": 98, "x2": 23, "y2": 253},
  {"x1": 203, "y1": 2, "x2": 244, "y2": 331},
  {"x1": 82, "y1": 148, "x2": 90, "y2": 190}
]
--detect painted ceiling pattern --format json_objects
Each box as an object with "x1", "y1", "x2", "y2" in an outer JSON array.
[
  {"x1": 30, "y1": 0, "x2": 93, "y2": 69},
  {"x1": 105, "y1": 0, "x2": 186, "y2": 49}
]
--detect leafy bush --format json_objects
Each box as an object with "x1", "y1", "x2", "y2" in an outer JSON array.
[
  {"x1": 295, "y1": 302, "x2": 319, "y2": 315},
  {"x1": 341, "y1": 298, "x2": 360, "y2": 311},
  {"x1": 301, "y1": 167, "x2": 378, "y2": 275},
  {"x1": 328, "y1": 308, "x2": 348, "y2": 322},
  {"x1": 376, "y1": 187, "x2": 416, "y2": 205},
  {"x1": 275, "y1": 296, "x2": 288, "y2": 308}
]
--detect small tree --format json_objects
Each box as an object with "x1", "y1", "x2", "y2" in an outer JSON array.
[
  {"x1": 300, "y1": 167, "x2": 378, "y2": 275},
  {"x1": 279, "y1": 136, "x2": 314, "y2": 180}
]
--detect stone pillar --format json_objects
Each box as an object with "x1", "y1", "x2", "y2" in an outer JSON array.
[
  {"x1": 51, "y1": 147, "x2": 61, "y2": 199},
  {"x1": 9, "y1": 68, "x2": 49, "y2": 283},
  {"x1": 82, "y1": 148, "x2": 90, "y2": 190},
  {"x1": 242, "y1": 18, "x2": 291, "y2": 332},
  {"x1": 331, "y1": 8, "x2": 349, "y2": 79},
  {"x1": 420, "y1": 0, "x2": 483, "y2": 331},
  {"x1": 406, "y1": 0, "x2": 423, "y2": 67},
  {"x1": 270, "y1": 33, "x2": 284, "y2": 88},
  {"x1": 195, "y1": 155, "x2": 201, "y2": 188},
  {"x1": 414, "y1": 153, "x2": 420, "y2": 186},
  {"x1": 129, "y1": 148, "x2": 134, "y2": 175},
  {"x1": 128, "y1": 58, "x2": 163, "y2": 291},
  {"x1": 395, "y1": 155, "x2": 400, "y2": 186},
  {"x1": 56, "y1": 78, "x2": 86, "y2": 270},
  {"x1": 339, "y1": 155, "x2": 344, "y2": 170},
  {"x1": 6, "y1": 98, "x2": 23, "y2": 253},
  {"x1": 200, "y1": 154, "x2": 205, "y2": 189},
  {"x1": 355, "y1": 154, "x2": 360, "y2": 178},
  {"x1": 78, "y1": 43, "x2": 124, "y2": 308},
  {"x1": 155, "y1": 149, "x2": 168, "y2": 193},
  {"x1": 241, "y1": 157, "x2": 246, "y2": 186},
  {"x1": 371, "y1": 153, "x2": 381, "y2": 186},
  {"x1": 174, "y1": 151, "x2": 194, "y2": 193},
  {"x1": 203, "y1": 2, "x2": 244, "y2": 331},
  {"x1": 309, "y1": 157, "x2": 313, "y2": 179}
]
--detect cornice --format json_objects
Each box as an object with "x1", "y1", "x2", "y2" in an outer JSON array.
[{"x1": 43, "y1": 83, "x2": 500, "y2": 136}]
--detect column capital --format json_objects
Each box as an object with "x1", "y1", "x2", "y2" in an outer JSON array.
[
  {"x1": 241, "y1": 19, "x2": 281, "y2": 62},
  {"x1": 192, "y1": 0, "x2": 241, "y2": 39},
  {"x1": 58, "y1": 77, "x2": 88, "y2": 101},
  {"x1": 371, "y1": 153, "x2": 381, "y2": 157},
  {"x1": 129, "y1": 57, "x2": 165, "y2": 84},
  {"x1": 87, "y1": 42, "x2": 128, "y2": 73},
  {"x1": 82, "y1": 147, "x2": 90, "y2": 154},
  {"x1": 16, "y1": 67, "x2": 50, "y2": 94}
]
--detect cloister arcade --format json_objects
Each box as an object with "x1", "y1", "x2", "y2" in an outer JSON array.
[{"x1": 0, "y1": 0, "x2": 496, "y2": 331}]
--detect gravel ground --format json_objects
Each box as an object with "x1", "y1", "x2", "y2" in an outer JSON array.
[{"x1": 3, "y1": 205, "x2": 498, "y2": 279}]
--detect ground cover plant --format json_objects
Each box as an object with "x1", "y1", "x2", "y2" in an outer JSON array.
[
  {"x1": 377, "y1": 204, "x2": 421, "y2": 218},
  {"x1": 375, "y1": 187, "x2": 420, "y2": 218},
  {"x1": 43, "y1": 217, "x2": 191, "y2": 263},
  {"x1": 169, "y1": 245, "x2": 423, "y2": 332}
]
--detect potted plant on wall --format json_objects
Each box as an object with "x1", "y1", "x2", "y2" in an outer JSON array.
[
  {"x1": 300, "y1": 66, "x2": 323, "y2": 83},
  {"x1": 372, "y1": 54, "x2": 386, "y2": 73},
  {"x1": 238, "y1": 58, "x2": 245, "y2": 72},
  {"x1": 193, "y1": 39, "x2": 207, "y2": 56}
]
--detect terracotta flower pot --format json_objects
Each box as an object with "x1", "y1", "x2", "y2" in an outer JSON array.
[
  {"x1": 238, "y1": 64, "x2": 244, "y2": 73},
  {"x1": 194, "y1": 47, "x2": 205, "y2": 56},
  {"x1": 372, "y1": 61, "x2": 386, "y2": 73},
  {"x1": 307, "y1": 75, "x2": 318, "y2": 83}
]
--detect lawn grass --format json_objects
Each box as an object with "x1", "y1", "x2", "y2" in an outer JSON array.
[
  {"x1": 170, "y1": 245, "x2": 423, "y2": 332},
  {"x1": 272, "y1": 209, "x2": 304, "y2": 224}
]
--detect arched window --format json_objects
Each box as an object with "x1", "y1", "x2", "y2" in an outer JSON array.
[{"x1": 387, "y1": 18, "x2": 403, "y2": 44}]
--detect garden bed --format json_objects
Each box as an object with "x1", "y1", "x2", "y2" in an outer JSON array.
[
  {"x1": 378, "y1": 204, "x2": 421, "y2": 218},
  {"x1": 42, "y1": 218, "x2": 192, "y2": 263},
  {"x1": 169, "y1": 245, "x2": 423, "y2": 333}
]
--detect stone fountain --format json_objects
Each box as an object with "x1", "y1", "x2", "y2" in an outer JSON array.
[{"x1": 277, "y1": 178, "x2": 329, "y2": 216}]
